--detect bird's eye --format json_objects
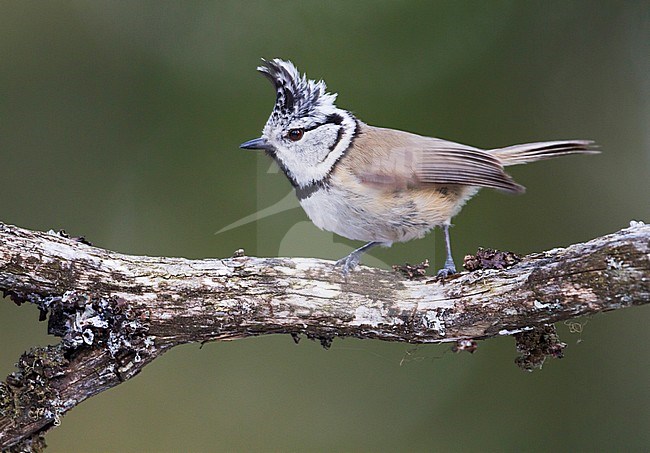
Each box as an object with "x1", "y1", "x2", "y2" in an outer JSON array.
[{"x1": 287, "y1": 128, "x2": 304, "y2": 142}]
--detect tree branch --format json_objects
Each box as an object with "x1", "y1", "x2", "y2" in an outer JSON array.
[{"x1": 0, "y1": 221, "x2": 648, "y2": 450}]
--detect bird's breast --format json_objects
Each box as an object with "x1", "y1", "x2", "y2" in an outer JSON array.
[{"x1": 297, "y1": 181, "x2": 476, "y2": 243}]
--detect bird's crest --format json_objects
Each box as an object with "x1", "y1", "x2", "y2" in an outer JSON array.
[{"x1": 257, "y1": 59, "x2": 338, "y2": 125}]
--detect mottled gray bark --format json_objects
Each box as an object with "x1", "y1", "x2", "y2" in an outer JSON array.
[{"x1": 0, "y1": 221, "x2": 648, "y2": 451}]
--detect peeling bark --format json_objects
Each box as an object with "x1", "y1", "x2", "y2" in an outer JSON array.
[{"x1": 0, "y1": 221, "x2": 648, "y2": 450}]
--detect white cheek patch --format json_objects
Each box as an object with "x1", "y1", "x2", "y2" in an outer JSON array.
[
  {"x1": 303, "y1": 125, "x2": 340, "y2": 161},
  {"x1": 272, "y1": 112, "x2": 356, "y2": 188},
  {"x1": 313, "y1": 115, "x2": 356, "y2": 175}
]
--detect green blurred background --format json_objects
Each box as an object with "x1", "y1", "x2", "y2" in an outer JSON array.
[{"x1": 1, "y1": 1, "x2": 649, "y2": 451}]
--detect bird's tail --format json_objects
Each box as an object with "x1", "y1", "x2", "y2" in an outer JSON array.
[{"x1": 490, "y1": 140, "x2": 598, "y2": 166}]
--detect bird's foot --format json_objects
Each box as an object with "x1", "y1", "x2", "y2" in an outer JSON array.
[
  {"x1": 334, "y1": 252, "x2": 361, "y2": 276},
  {"x1": 435, "y1": 262, "x2": 457, "y2": 279}
]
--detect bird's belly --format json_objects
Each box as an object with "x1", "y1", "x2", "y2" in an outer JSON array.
[{"x1": 298, "y1": 186, "x2": 475, "y2": 243}]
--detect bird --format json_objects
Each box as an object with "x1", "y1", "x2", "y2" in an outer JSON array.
[{"x1": 240, "y1": 58, "x2": 598, "y2": 277}]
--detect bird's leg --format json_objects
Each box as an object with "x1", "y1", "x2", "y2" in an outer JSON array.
[
  {"x1": 335, "y1": 241, "x2": 380, "y2": 275},
  {"x1": 436, "y1": 224, "x2": 457, "y2": 278}
]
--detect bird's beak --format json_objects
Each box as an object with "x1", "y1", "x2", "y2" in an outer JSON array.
[{"x1": 240, "y1": 137, "x2": 270, "y2": 150}]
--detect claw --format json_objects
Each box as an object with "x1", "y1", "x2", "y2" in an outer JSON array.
[
  {"x1": 333, "y1": 241, "x2": 380, "y2": 276},
  {"x1": 334, "y1": 254, "x2": 360, "y2": 275},
  {"x1": 436, "y1": 262, "x2": 457, "y2": 279}
]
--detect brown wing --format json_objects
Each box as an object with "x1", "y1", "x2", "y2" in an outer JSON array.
[{"x1": 348, "y1": 124, "x2": 524, "y2": 193}]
